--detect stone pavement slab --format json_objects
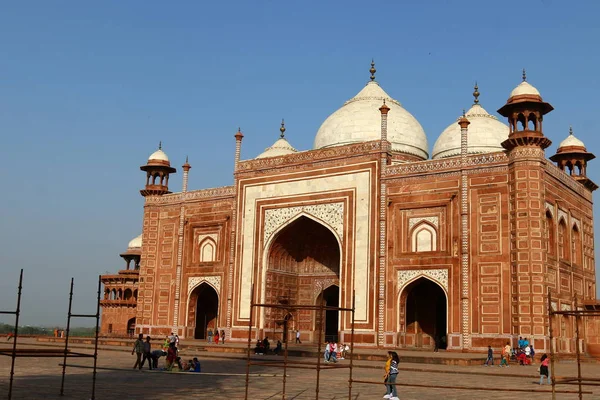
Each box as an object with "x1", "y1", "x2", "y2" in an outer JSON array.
[{"x1": 1, "y1": 344, "x2": 599, "y2": 399}]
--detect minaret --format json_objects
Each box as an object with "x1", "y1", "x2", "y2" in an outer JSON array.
[
  {"x1": 234, "y1": 128, "x2": 244, "y2": 171},
  {"x1": 377, "y1": 99, "x2": 390, "y2": 346},
  {"x1": 140, "y1": 142, "x2": 177, "y2": 196},
  {"x1": 458, "y1": 111, "x2": 471, "y2": 349},
  {"x1": 550, "y1": 127, "x2": 598, "y2": 191},
  {"x1": 498, "y1": 71, "x2": 552, "y2": 349},
  {"x1": 182, "y1": 156, "x2": 191, "y2": 193}
]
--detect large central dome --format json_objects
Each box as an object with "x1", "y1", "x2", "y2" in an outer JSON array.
[{"x1": 314, "y1": 73, "x2": 428, "y2": 160}]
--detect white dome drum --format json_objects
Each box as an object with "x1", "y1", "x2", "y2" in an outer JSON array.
[{"x1": 314, "y1": 71, "x2": 428, "y2": 160}]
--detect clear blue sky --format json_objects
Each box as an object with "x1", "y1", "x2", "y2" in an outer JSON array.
[{"x1": 1, "y1": 1, "x2": 599, "y2": 326}]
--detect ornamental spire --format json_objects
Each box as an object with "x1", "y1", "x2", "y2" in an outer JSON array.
[
  {"x1": 473, "y1": 82, "x2": 480, "y2": 105},
  {"x1": 522, "y1": 68, "x2": 527, "y2": 82},
  {"x1": 280, "y1": 119, "x2": 286, "y2": 138},
  {"x1": 370, "y1": 59, "x2": 376, "y2": 81},
  {"x1": 158, "y1": 141, "x2": 162, "y2": 150},
  {"x1": 569, "y1": 125, "x2": 573, "y2": 136}
]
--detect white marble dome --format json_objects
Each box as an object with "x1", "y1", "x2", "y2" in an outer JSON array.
[
  {"x1": 256, "y1": 137, "x2": 298, "y2": 159},
  {"x1": 148, "y1": 149, "x2": 169, "y2": 162},
  {"x1": 314, "y1": 81, "x2": 429, "y2": 160},
  {"x1": 128, "y1": 234, "x2": 142, "y2": 249},
  {"x1": 558, "y1": 129, "x2": 586, "y2": 149},
  {"x1": 510, "y1": 81, "x2": 541, "y2": 97},
  {"x1": 432, "y1": 103, "x2": 509, "y2": 159}
]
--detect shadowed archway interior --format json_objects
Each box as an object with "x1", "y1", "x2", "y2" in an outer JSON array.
[
  {"x1": 405, "y1": 278, "x2": 447, "y2": 349},
  {"x1": 192, "y1": 283, "x2": 218, "y2": 340},
  {"x1": 265, "y1": 215, "x2": 340, "y2": 342}
]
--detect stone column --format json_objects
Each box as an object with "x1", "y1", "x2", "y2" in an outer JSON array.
[
  {"x1": 172, "y1": 159, "x2": 191, "y2": 334},
  {"x1": 458, "y1": 115, "x2": 471, "y2": 349},
  {"x1": 378, "y1": 101, "x2": 390, "y2": 347}
]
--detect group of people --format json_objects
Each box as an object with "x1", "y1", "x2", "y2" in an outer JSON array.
[
  {"x1": 483, "y1": 338, "x2": 551, "y2": 385},
  {"x1": 132, "y1": 332, "x2": 202, "y2": 372},
  {"x1": 254, "y1": 336, "x2": 284, "y2": 355},
  {"x1": 323, "y1": 341, "x2": 349, "y2": 363},
  {"x1": 206, "y1": 328, "x2": 226, "y2": 345}
]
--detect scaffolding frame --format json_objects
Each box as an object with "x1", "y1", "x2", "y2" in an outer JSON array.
[
  {"x1": 548, "y1": 288, "x2": 600, "y2": 400},
  {"x1": 244, "y1": 284, "x2": 356, "y2": 400},
  {"x1": 0, "y1": 270, "x2": 102, "y2": 400}
]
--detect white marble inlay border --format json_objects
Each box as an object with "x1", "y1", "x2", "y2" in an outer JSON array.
[
  {"x1": 188, "y1": 276, "x2": 221, "y2": 295},
  {"x1": 263, "y1": 202, "x2": 344, "y2": 247},
  {"x1": 408, "y1": 216, "x2": 439, "y2": 230},
  {"x1": 197, "y1": 233, "x2": 218, "y2": 244},
  {"x1": 545, "y1": 202, "x2": 555, "y2": 217},
  {"x1": 397, "y1": 268, "x2": 448, "y2": 293},
  {"x1": 558, "y1": 209, "x2": 568, "y2": 224}
]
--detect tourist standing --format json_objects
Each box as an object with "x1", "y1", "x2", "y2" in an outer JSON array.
[
  {"x1": 383, "y1": 351, "x2": 392, "y2": 398},
  {"x1": 207, "y1": 328, "x2": 213, "y2": 344},
  {"x1": 214, "y1": 329, "x2": 220, "y2": 345},
  {"x1": 295, "y1": 330, "x2": 301, "y2": 344},
  {"x1": 324, "y1": 342, "x2": 331, "y2": 362},
  {"x1": 484, "y1": 345, "x2": 493, "y2": 366},
  {"x1": 141, "y1": 336, "x2": 152, "y2": 370},
  {"x1": 221, "y1": 329, "x2": 225, "y2": 344},
  {"x1": 132, "y1": 333, "x2": 144, "y2": 370},
  {"x1": 384, "y1": 352, "x2": 400, "y2": 400},
  {"x1": 539, "y1": 354, "x2": 551, "y2": 385}
]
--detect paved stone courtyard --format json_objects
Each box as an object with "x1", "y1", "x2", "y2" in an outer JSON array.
[{"x1": 1, "y1": 343, "x2": 599, "y2": 399}]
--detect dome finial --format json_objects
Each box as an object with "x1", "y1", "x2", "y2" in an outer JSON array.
[
  {"x1": 158, "y1": 141, "x2": 162, "y2": 150},
  {"x1": 462, "y1": 108, "x2": 466, "y2": 117},
  {"x1": 280, "y1": 119, "x2": 286, "y2": 138},
  {"x1": 473, "y1": 82, "x2": 480, "y2": 105},
  {"x1": 522, "y1": 68, "x2": 527, "y2": 82},
  {"x1": 370, "y1": 59, "x2": 376, "y2": 81},
  {"x1": 569, "y1": 125, "x2": 573, "y2": 136},
  {"x1": 185, "y1": 155, "x2": 189, "y2": 163}
]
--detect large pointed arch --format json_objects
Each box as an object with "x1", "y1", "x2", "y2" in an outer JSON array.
[{"x1": 260, "y1": 214, "x2": 343, "y2": 341}]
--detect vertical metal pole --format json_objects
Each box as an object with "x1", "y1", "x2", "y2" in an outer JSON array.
[
  {"x1": 60, "y1": 278, "x2": 74, "y2": 396},
  {"x1": 282, "y1": 314, "x2": 289, "y2": 400},
  {"x1": 348, "y1": 290, "x2": 356, "y2": 400},
  {"x1": 7, "y1": 269, "x2": 23, "y2": 400},
  {"x1": 315, "y1": 288, "x2": 325, "y2": 400},
  {"x1": 244, "y1": 283, "x2": 254, "y2": 400},
  {"x1": 548, "y1": 288, "x2": 556, "y2": 400},
  {"x1": 574, "y1": 296, "x2": 582, "y2": 400},
  {"x1": 91, "y1": 276, "x2": 102, "y2": 400}
]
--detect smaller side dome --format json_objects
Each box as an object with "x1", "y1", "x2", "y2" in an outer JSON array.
[
  {"x1": 510, "y1": 81, "x2": 541, "y2": 97},
  {"x1": 558, "y1": 127, "x2": 586, "y2": 150},
  {"x1": 256, "y1": 138, "x2": 298, "y2": 159},
  {"x1": 148, "y1": 149, "x2": 169, "y2": 162},
  {"x1": 432, "y1": 84, "x2": 509, "y2": 159},
  {"x1": 256, "y1": 120, "x2": 298, "y2": 159},
  {"x1": 128, "y1": 234, "x2": 142, "y2": 249}
]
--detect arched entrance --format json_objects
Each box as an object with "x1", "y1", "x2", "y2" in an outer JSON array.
[
  {"x1": 265, "y1": 215, "x2": 340, "y2": 342},
  {"x1": 127, "y1": 317, "x2": 136, "y2": 337},
  {"x1": 403, "y1": 278, "x2": 447, "y2": 349},
  {"x1": 316, "y1": 285, "x2": 340, "y2": 342},
  {"x1": 191, "y1": 283, "x2": 218, "y2": 340}
]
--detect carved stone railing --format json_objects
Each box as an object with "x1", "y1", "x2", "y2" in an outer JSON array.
[
  {"x1": 145, "y1": 185, "x2": 235, "y2": 205},
  {"x1": 236, "y1": 141, "x2": 382, "y2": 172},
  {"x1": 544, "y1": 162, "x2": 591, "y2": 200},
  {"x1": 385, "y1": 152, "x2": 508, "y2": 176}
]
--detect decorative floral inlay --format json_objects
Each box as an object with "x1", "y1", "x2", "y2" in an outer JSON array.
[
  {"x1": 408, "y1": 216, "x2": 439, "y2": 230},
  {"x1": 313, "y1": 278, "x2": 339, "y2": 298},
  {"x1": 397, "y1": 269, "x2": 448, "y2": 293},
  {"x1": 188, "y1": 276, "x2": 221, "y2": 295},
  {"x1": 263, "y1": 202, "x2": 344, "y2": 247},
  {"x1": 560, "y1": 303, "x2": 572, "y2": 311}
]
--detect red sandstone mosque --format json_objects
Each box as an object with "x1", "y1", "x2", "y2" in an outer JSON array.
[{"x1": 100, "y1": 63, "x2": 600, "y2": 355}]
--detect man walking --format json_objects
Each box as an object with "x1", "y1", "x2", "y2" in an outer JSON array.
[
  {"x1": 141, "y1": 336, "x2": 152, "y2": 370},
  {"x1": 132, "y1": 333, "x2": 144, "y2": 370}
]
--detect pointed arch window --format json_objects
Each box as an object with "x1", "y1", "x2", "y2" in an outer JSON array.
[
  {"x1": 199, "y1": 238, "x2": 216, "y2": 262},
  {"x1": 572, "y1": 224, "x2": 582, "y2": 265},
  {"x1": 546, "y1": 211, "x2": 555, "y2": 257},
  {"x1": 558, "y1": 219, "x2": 569, "y2": 260},
  {"x1": 411, "y1": 223, "x2": 437, "y2": 253}
]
